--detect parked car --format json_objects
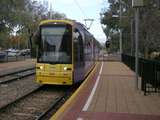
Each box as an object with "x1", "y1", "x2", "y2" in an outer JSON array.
[
  {"x1": 7, "y1": 51, "x2": 18, "y2": 57},
  {"x1": 17, "y1": 49, "x2": 31, "y2": 56},
  {"x1": 24, "y1": 49, "x2": 31, "y2": 55},
  {"x1": 0, "y1": 51, "x2": 7, "y2": 61},
  {"x1": 5, "y1": 49, "x2": 19, "y2": 57}
]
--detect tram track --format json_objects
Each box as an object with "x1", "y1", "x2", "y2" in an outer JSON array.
[
  {"x1": 0, "y1": 85, "x2": 74, "y2": 120},
  {"x1": 0, "y1": 85, "x2": 42, "y2": 111},
  {"x1": 0, "y1": 67, "x2": 35, "y2": 84},
  {"x1": 0, "y1": 64, "x2": 81, "y2": 119},
  {"x1": 0, "y1": 75, "x2": 40, "y2": 111},
  {"x1": 36, "y1": 83, "x2": 80, "y2": 120}
]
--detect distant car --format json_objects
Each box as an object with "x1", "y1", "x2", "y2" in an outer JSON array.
[
  {"x1": 18, "y1": 49, "x2": 30, "y2": 56},
  {"x1": 0, "y1": 51, "x2": 7, "y2": 60},
  {"x1": 24, "y1": 49, "x2": 31, "y2": 55},
  {"x1": 7, "y1": 51, "x2": 18, "y2": 57},
  {"x1": 5, "y1": 49, "x2": 19, "y2": 57},
  {"x1": 103, "y1": 53, "x2": 108, "y2": 57}
]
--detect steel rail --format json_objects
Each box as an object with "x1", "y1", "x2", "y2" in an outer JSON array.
[
  {"x1": 0, "y1": 85, "x2": 42, "y2": 111},
  {"x1": 0, "y1": 67, "x2": 35, "y2": 78},
  {"x1": 0, "y1": 85, "x2": 72, "y2": 120},
  {"x1": 35, "y1": 84, "x2": 80, "y2": 120},
  {"x1": 35, "y1": 94, "x2": 66, "y2": 120},
  {"x1": 0, "y1": 68, "x2": 35, "y2": 84}
]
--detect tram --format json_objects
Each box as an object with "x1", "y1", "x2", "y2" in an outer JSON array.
[{"x1": 34, "y1": 19, "x2": 100, "y2": 85}]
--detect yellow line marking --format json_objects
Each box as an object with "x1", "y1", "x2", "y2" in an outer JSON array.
[
  {"x1": 50, "y1": 62, "x2": 100, "y2": 120},
  {"x1": 84, "y1": 63, "x2": 96, "y2": 78}
]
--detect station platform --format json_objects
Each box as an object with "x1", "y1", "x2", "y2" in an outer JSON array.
[{"x1": 50, "y1": 61, "x2": 160, "y2": 120}]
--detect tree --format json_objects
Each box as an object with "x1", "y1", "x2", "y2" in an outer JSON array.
[
  {"x1": 101, "y1": 0, "x2": 160, "y2": 59},
  {"x1": 0, "y1": 0, "x2": 67, "y2": 51},
  {"x1": 0, "y1": 0, "x2": 27, "y2": 48},
  {"x1": 101, "y1": 0, "x2": 130, "y2": 53}
]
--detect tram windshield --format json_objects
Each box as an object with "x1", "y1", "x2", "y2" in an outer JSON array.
[{"x1": 38, "y1": 25, "x2": 72, "y2": 64}]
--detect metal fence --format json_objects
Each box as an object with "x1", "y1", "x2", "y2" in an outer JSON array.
[
  {"x1": 0, "y1": 54, "x2": 31, "y2": 62},
  {"x1": 122, "y1": 54, "x2": 160, "y2": 95}
]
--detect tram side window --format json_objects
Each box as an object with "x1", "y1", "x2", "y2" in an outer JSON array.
[
  {"x1": 79, "y1": 34, "x2": 84, "y2": 62},
  {"x1": 73, "y1": 29, "x2": 84, "y2": 63}
]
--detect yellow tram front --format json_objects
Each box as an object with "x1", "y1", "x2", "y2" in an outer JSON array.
[{"x1": 36, "y1": 20, "x2": 73, "y2": 85}]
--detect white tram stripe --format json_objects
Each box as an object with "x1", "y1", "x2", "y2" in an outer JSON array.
[
  {"x1": 82, "y1": 62, "x2": 103, "y2": 111},
  {"x1": 77, "y1": 117, "x2": 84, "y2": 120}
]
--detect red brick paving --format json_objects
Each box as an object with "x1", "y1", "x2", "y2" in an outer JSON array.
[
  {"x1": 51, "y1": 62, "x2": 160, "y2": 120},
  {"x1": 89, "y1": 62, "x2": 160, "y2": 116}
]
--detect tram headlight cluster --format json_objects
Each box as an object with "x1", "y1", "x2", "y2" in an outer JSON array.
[
  {"x1": 40, "y1": 66, "x2": 44, "y2": 70},
  {"x1": 64, "y1": 67, "x2": 67, "y2": 71}
]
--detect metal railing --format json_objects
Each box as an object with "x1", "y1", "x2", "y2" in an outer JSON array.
[
  {"x1": 0, "y1": 54, "x2": 30, "y2": 62},
  {"x1": 122, "y1": 54, "x2": 160, "y2": 95}
]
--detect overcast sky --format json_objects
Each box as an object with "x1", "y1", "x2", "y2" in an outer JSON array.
[{"x1": 38, "y1": 0, "x2": 109, "y2": 43}]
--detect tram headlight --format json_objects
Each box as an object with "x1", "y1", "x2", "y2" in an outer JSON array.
[
  {"x1": 40, "y1": 66, "x2": 43, "y2": 70},
  {"x1": 64, "y1": 67, "x2": 67, "y2": 71}
]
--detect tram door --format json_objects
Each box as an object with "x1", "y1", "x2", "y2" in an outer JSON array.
[{"x1": 73, "y1": 28, "x2": 85, "y2": 83}]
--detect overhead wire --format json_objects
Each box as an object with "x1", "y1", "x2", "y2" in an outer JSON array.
[{"x1": 73, "y1": 0, "x2": 88, "y2": 19}]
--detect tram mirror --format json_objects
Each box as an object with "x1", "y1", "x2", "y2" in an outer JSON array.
[
  {"x1": 74, "y1": 32, "x2": 80, "y2": 39},
  {"x1": 73, "y1": 29, "x2": 80, "y2": 41}
]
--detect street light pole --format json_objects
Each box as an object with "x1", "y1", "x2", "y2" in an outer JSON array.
[
  {"x1": 119, "y1": 0, "x2": 123, "y2": 55},
  {"x1": 132, "y1": 0, "x2": 144, "y2": 89},
  {"x1": 135, "y1": 8, "x2": 139, "y2": 89},
  {"x1": 131, "y1": 17, "x2": 134, "y2": 56}
]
